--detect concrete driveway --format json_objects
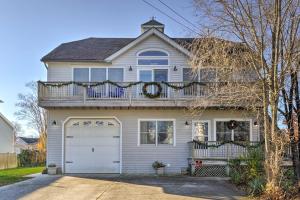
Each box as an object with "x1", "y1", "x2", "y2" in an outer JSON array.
[{"x1": 0, "y1": 174, "x2": 245, "y2": 200}]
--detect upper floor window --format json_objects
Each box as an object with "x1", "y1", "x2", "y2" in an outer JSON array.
[
  {"x1": 73, "y1": 68, "x2": 123, "y2": 82},
  {"x1": 137, "y1": 50, "x2": 169, "y2": 66}
]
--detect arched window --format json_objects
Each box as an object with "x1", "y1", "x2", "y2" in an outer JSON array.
[{"x1": 137, "y1": 50, "x2": 169, "y2": 65}]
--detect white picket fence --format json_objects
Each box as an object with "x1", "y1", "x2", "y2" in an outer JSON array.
[{"x1": 0, "y1": 153, "x2": 17, "y2": 170}]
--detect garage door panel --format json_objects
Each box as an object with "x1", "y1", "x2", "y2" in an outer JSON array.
[
  {"x1": 66, "y1": 146, "x2": 119, "y2": 158},
  {"x1": 65, "y1": 118, "x2": 120, "y2": 174},
  {"x1": 67, "y1": 127, "x2": 119, "y2": 135},
  {"x1": 66, "y1": 138, "x2": 120, "y2": 146}
]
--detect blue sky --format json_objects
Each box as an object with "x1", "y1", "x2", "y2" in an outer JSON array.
[{"x1": 0, "y1": 0, "x2": 198, "y2": 136}]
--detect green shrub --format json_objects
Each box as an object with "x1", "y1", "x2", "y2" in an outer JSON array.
[
  {"x1": 244, "y1": 147, "x2": 264, "y2": 180},
  {"x1": 18, "y1": 149, "x2": 45, "y2": 167},
  {"x1": 229, "y1": 159, "x2": 248, "y2": 185},
  {"x1": 229, "y1": 145, "x2": 265, "y2": 194},
  {"x1": 281, "y1": 168, "x2": 296, "y2": 193},
  {"x1": 248, "y1": 177, "x2": 265, "y2": 196}
]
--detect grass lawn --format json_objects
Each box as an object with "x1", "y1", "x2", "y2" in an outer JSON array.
[{"x1": 0, "y1": 167, "x2": 44, "y2": 186}]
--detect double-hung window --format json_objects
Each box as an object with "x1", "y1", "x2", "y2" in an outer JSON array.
[
  {"x1": 139, "y1": 119, "x2": 175, "y2": 145},
  {"x1": 215, "y1": 120, "x2": 250, "y2": 142}
]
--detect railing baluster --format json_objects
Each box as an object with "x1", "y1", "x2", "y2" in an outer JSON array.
[{"x1": 38, "y1": 81, "x2": 213, "y2": 101}]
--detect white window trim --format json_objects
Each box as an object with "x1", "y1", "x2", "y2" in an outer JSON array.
[
  {"x1": 137, "y1": 68, "x2": 170, "y2": 82},
  {"x1": 192, "y1": 120, "x2": 211, "y2": 141},
  {"x1": 137, "y1": 118, "x2": 176, "y2": 147},
  {"x1": 72, "y1": 67, "x2": 125, "y2": 82},
  {"x1": 182, "y1": 67, "x2": 221, "y2": 82},
  {"x1": 137, "y1": 68, "x2": 170, "y2": 97},
  {"x1": 136, "y1": 48, "x2": 169, "y2": 57},
  {"x1": 136, "y1": 48, "x2": 169, "y2": 66},
  {"x1": 213, "y1": 118, "x2": 253, "y2": 142}
]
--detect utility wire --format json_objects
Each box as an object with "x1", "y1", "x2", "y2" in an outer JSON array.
[
  {"x1": 142, "y1": 0, "x2": 200, "y2": 35},
  {"x1": 157, "y1": 0, "x2": 199, "y2": 30}
]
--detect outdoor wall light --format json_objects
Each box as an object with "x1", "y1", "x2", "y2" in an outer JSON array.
[
  {"x1": 185, "y1": 121, "x2": 189, "y2": 126},
  {"x1": 52, "y1": 120, "x2": 57, "y2": 126},
  {"x1": 254, "y1": 121, "x2": 258, "y2": 126},
  {"x1": 173, "y1": 66, "x2": 178, "y2": 71},
  {"x1": 129, "y1": 66, "x2": 133, "y2": 71}
]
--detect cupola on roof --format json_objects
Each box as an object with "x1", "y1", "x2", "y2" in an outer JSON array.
[{"x1": 141, "y1": 17, "x2": 165, "y2": 33}]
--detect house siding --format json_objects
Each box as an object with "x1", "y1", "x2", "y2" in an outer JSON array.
[
  {"x1": 46, "y1": 35, "x2": 189, "y2": 82},
  {"x1": 47, "y1": 109, "x2": 258, "y2": 174},
  {"x1": 0, "y1": 117, "x2": 14, "y2": 153}
]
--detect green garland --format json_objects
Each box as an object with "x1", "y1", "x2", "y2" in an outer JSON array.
[
  {"x1": 192, "y1": 140, "x2": 262, "y2": 148},
  {"x1": 161, "y1": 81, "x2": 205, "y2": 90},
  {"x1": 38, "y1": 80, "x2": 206, "y2": 90},
  {"x1": 38, "y1": 80, "x2": 143, "y2": 89},
  {"x1": 142, "y1": 82, "x2": 162, "y2": 98}
]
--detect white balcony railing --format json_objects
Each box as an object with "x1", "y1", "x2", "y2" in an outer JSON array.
[
  {"x1": 188, "y1": 140, "x2": 292, "y2": 160},
  {"x1": 38, "y1": 81, "x2": 209, "y2": 102}
]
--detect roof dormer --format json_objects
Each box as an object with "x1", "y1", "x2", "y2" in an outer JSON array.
[{"x1": 141, "y1": 17, "x2": 165, "y2": 33}]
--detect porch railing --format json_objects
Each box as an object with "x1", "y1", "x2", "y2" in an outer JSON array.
[
  {"x1": 38, "y1": 81, "x2": 210, "y2": 101},
  {"x1": 188, "y1": 140, "x2": 292, "y2": 160}
]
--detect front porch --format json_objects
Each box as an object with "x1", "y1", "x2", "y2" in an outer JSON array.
[{"x1": 187, "y1": 140, "x2": 292, "y2": 177}]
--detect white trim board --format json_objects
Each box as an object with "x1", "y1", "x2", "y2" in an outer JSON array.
[
  {"x1": 61, "y1": 116, "x2": 123, "y2": 174},
  {"x1": 105, "y1": 28, "x2": 191, "y2": 62}
]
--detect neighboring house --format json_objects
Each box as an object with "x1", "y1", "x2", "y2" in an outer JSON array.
[
  {"x1": 0, "y1": 112, "x2": 14, "y2": 153},
  {"x1": 14, "y1": 137, "x2": 38, "y2": 154},
  {"x1": 38, "y1": 19, "x2": 260, "y2": 174}
]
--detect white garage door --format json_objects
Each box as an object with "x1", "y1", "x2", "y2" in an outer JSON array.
[{"x1": 65, "y1": 118, "x2": 120, "y2": 173}]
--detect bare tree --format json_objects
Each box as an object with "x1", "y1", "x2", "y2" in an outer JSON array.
[
  {"x1": 11, "y1": 121, "x2": 23, "y2": 137},
  {"x1": 191, "y1": 0, "x2": 300, "y2": 194},
  {"x1": 15, "y1": 82, "x2": 47, "y2": 152}
]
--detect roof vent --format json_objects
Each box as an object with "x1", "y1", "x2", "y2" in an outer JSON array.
[{"x1": 141, "y1": 17, "x2": 165, "y2": 33}]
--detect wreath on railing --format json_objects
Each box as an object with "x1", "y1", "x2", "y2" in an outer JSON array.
[{"x1": 142, "y1": 82, "x2": 162, "y2": 98}]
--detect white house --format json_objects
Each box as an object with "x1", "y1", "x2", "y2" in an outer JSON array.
[
  {"x1": 0, "y1": 112, "x2": 14, "y2": 153},
  {"x1": 39, "y1": 19, "x2": 260, "y2": 175},
  {"x1": 15, "y1": 137, "x2": 38, "y2": 154}
]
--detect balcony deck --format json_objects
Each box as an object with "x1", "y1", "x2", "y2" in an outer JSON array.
[{"x1": 38, "y1": 81, "x2": 212, "y2": 108}]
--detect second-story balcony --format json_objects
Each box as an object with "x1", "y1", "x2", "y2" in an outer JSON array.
[{"x1": 38, "y1": 81, "x2": 214, "y2": 108}]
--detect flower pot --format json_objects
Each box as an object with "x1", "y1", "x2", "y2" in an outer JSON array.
[
  {"x1": 48, "y1": 167, "x2": 57, "y2": 175},
  {"x1": 155, "y1": 167, "x2": 165, "y2": 175}
]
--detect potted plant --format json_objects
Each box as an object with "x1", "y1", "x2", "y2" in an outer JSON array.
[
  {"x1": 47, "y1": 164, "x2": 57, "y2": 175},
  {"x1": 152, "y1": 161, "x2": 166, "y2": 175}
]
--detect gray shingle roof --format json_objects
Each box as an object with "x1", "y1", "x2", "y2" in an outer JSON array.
[
  {"x1": 41, "y1": 37, "x2": 194, "y2": 62},
  {"x1": 19, "y1": 137, "x2": 38, "y2": 144},
  {"x1": 142, "y1": 19, "x2": 164, "y2": 26}
]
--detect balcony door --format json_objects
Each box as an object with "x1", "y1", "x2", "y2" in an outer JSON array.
[{"x1": 139, "y1": 69, "x2": 168, "y2": 98}]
